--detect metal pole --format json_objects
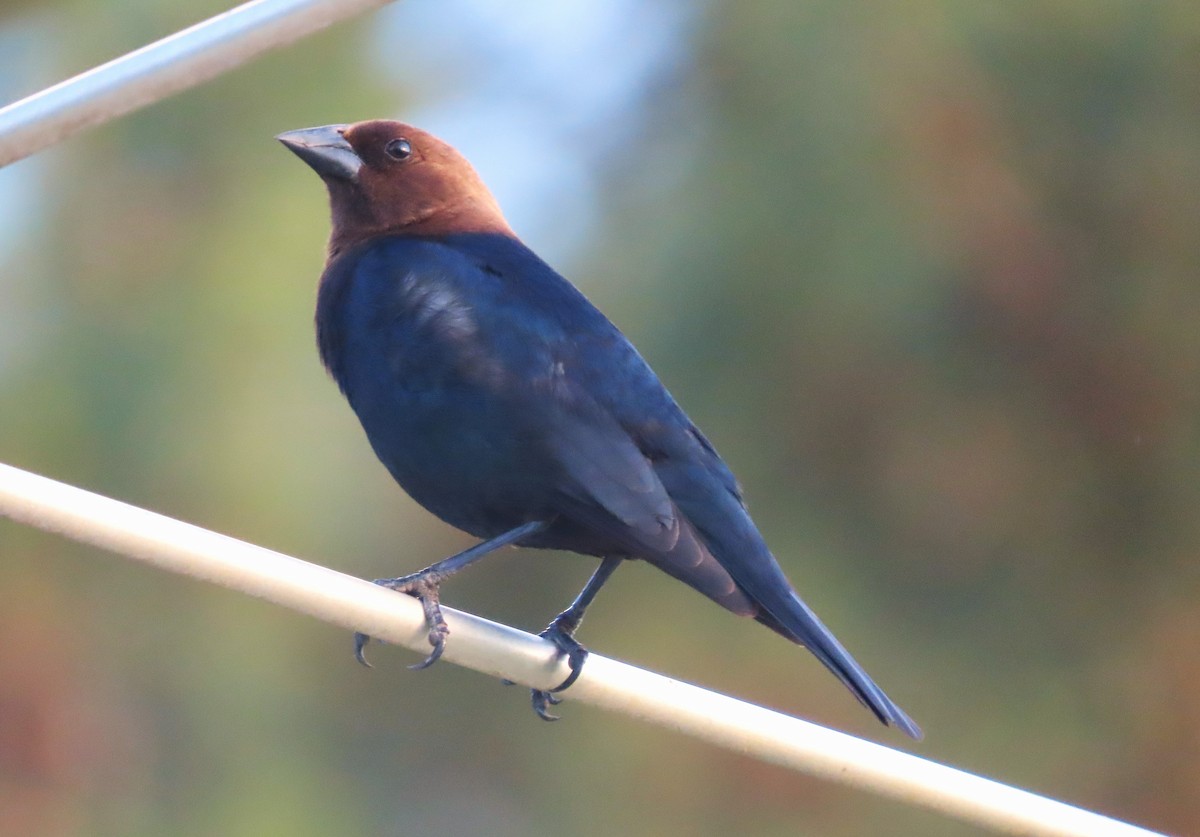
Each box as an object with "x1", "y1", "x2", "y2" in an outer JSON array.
[
  {"x1": 0, "y1": 0, "x2": 394, "y2": 168},
  {"x1": 0, "y1": 461, "x2": 1164, "y2": 837}
]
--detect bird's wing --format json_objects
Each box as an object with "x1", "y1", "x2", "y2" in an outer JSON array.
[
  {"x1": 635, "y1": 417, "x2": 922, "y2": 738},
  {"x1": 544, "y1": 404, "x2": 680, "y2": 555},
  {"x1": 536, "y1": 385, "x2": 758, "y2": 615}
]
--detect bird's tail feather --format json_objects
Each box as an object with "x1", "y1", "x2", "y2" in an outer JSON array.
[
  {"x1": 755, "y1": 592, "x2": 923, "y2": 740},
  {"x1": 642, "y1": 486, "x2": 921, "y2": 739},
  {"x1": 682, "y1": 500, "x2": 923, "y2": 739}
]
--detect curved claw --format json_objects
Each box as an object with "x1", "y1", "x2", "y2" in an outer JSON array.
[
  {"x1": 550, "y1": 651, "x2": 587, "y2": 693},
  {"x1": 355, "y1": 573, "x2": 451, "y2": 671},
  {"x1": 521, "y1": 623, "x2": 590, "y2": 720},
  {"x1": 406, "y1": 628, "x2": 446, "y2": 670},
  {"x1": 531, "y1": 690, "x2": 561, "y2": 721},
  {"x1": 353, "y1": 632, "x2": 374, "y2": 667},
  {"x1": 542, "y1": 626, "x2": 589, "y2": 692}
]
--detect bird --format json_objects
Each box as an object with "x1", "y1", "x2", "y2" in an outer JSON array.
[{"x1": 277, "y1": 120, "x2": 921, "y2": 739}]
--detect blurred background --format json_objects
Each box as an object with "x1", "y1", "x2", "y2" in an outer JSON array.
[{"x1": 1, "y1": 1, "x2": 1198, "y2": 834}]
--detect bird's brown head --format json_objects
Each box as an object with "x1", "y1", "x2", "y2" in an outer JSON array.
[{"x1": 278, "y1": 120, "x2": 514, "y2": 257}]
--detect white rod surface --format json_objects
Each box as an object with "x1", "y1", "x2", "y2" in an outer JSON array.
[
  {"x1": 0, "y1": 0, "x2": 393, "y2": 168},
  {"x1": 0, "y1": 461, "x2": 1161, "y2": 837}
]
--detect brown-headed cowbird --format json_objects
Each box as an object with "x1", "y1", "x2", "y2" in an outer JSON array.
[{"x1": 278, "y1": 120, "x2": 920, "y2": 738}]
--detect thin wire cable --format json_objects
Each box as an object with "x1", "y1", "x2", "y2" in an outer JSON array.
[
  {"x1": 0, "y1": 461, "x2": 1162, "y2": 837},
  {"x1": 0, "y1": 0, "x2": 394, "y2": 168}
]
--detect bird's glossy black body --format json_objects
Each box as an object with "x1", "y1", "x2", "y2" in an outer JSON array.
[
  {"x1": 280, "y1": 119, "x2": 920, "y2": 738},
  {"x1": 316, "y1": 231, "x2": 920, "y2": 738}
]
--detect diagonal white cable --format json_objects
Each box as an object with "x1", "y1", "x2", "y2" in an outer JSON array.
[
  {"x1": 0, "y1": 461, "x2": 1162, "y2": 837},
  {"x1": 0, "y1": 0, "x2": 395, "y2": 168}
]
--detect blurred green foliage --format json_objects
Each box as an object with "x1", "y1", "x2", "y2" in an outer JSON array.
[{"x1": 2, "y1": 2, "x2": 1199, "y2": 835}]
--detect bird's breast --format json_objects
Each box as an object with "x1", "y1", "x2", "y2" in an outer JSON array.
[{"x1": 318, "y1": 260, "x2": 564, "y2": 536}]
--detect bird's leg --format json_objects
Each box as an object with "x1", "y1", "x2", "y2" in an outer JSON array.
[
  {"x1": 531, "y1": 555, "x2": 622, "y2": 721},
  {"x1": 355, "y1": 519, "x2": 549, "y2": 669}
]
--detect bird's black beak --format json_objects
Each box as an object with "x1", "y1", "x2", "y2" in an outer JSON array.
[{"x1": 277, "y1": 125, "x2": 361, "y2": 181}]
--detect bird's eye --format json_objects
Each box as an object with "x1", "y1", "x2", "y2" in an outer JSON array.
[{"x1": 384, "y1": 138, "x2": 413, "y2": 161}]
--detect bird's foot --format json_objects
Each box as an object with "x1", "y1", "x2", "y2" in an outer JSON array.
[
  {"x1": 354, "y1": 571, "x2": 450, "y2": 670},
  {"x1": 529, "y1": 617, "x2": 589, "y2": 721}
]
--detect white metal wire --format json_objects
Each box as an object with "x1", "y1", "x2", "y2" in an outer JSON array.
[
  {"x1": 0, "y1": 461, "x2": 1163, "y2": 837},
  {"x1": 0, "y1": 0, "x2": 394, "y2": 167}
]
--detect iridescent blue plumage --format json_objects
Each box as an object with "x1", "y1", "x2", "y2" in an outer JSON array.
[{"x1": 281, "y1": 120, "x2": 920, "y2": 738}]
